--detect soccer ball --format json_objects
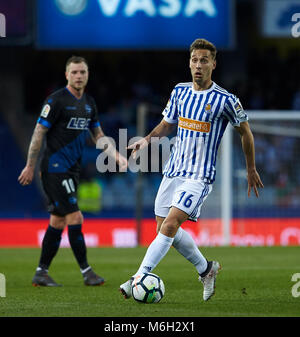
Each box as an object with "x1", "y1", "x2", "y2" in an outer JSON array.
[{"x1": 131, "y1": 273, "x2": 165, "y2": 303}]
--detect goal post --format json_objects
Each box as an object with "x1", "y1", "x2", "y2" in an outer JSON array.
[
  {"x1": 220, "y1": 126, "x2": 232, "y2": 245},
  {"x1": 136, "y1": 103, "x2": 147, "y2": 245}
]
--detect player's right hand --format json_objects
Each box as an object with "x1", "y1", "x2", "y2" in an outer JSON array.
[
  {"x1": 18, "y1": 166, "x2": 34, "y2": 186},
  {"x1": 247, "y1": 168, "x2": 264, "y2": 198},
  {"x1": 127, "y1": 138, "x2": 149, "y2": 159}
]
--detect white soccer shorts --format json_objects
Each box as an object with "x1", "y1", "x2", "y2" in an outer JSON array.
[{"x1": 154, "y1": 176, "x2": 213, "y2": 222}]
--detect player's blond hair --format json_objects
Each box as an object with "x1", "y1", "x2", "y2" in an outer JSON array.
[
  {"x1": 190, "y1": 39, "x2": 217, "y2": 60},
  {"x1": 66, "y1": 56, "x2": 89, "y2": 71}
]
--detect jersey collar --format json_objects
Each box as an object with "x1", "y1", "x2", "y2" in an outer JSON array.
[{"x1": 65, "y1": 86, "x2": 85, "y2": 101}]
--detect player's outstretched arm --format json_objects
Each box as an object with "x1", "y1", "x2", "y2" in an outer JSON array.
[
  {"x1": 234, "y1": 121, "x2": 264, "y2": 197},
  {"x1": 127, "y1": 119, "x2": 176, "y2": 159},
  {"x1": 18, "y1": 124, "x2": 48, "y2": 186}
]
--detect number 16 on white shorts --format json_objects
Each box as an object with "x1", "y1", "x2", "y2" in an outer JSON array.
[{"x1": 154, "y1": 176, "x2": 213, "y2": 222}]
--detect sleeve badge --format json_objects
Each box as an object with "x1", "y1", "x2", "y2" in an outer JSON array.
[{"x1": 41, "y1": 104, "x2": 51, "y2": 118}]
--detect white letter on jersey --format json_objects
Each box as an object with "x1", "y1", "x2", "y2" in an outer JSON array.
[
  {"x1": 124, "y1": 0, "x2": 156, "y2": 17},
  {"x1": 184, "y1": 0, "x2": 217, "y2": 17},
  {"x1": 97, "y1": 0, "x2": 121, "y2": 16},
  {"x1": 159, "y1": 0, "x2": 181, "y2": 18}
]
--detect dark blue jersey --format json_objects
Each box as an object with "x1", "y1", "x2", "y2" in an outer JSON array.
[{"x1": 37, "y1": 87, "x2": 100, "y2": 174}]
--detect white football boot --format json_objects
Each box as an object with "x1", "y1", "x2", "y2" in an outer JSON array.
[
  {"x1": 119, "y1": 277, "x2": 134, "y2": 299},
  {"x1": 199, "y1": 261, "x2": 221, "y2": 301}
]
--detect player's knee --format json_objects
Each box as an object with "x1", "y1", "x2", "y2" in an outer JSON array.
[
  {"x1": 160, "y1": 219, "x2": 179, "y2": 237},
  {"x1": 50, "y1": 216, "x2": 66, "y2": 230},
  {"x1": 66, "y1": 211, "x2": 83, "y2": 225}
]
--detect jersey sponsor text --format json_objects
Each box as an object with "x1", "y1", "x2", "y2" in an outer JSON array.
[{"x1": 67, "y1": 117, "x2": 91, "y2": 130}]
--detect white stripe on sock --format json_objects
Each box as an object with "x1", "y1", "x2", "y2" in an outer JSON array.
[
  {"x1": 80, "y1": 266, "x2": 91, "y2": 274},
  {"x1": 36, "y1": 267, "x2": 48, "y2": 272}
]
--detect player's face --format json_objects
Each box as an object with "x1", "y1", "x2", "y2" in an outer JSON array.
[
  {"x1": 66, "y1": 62, "x2": 89, "y2": 91},
  {"x1": 189, "y1": 49, "x2": 216, "y2": 87}
]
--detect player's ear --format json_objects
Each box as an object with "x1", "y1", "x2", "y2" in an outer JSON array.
[{"x1": 212, "y1": 59, "x2": 216, "y2": 70}]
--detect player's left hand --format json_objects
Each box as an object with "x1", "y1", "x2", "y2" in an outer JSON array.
[
  {"x1": 247, "y1": 168, "x2": 264, "y2": 197},
  {"x1": 18, "y1": 166, "x2": 34, "y2": 186}
]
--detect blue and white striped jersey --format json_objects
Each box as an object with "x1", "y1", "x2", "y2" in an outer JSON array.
[{"x1": 162, "y1": 82, "x2": 248, "y2": 183}]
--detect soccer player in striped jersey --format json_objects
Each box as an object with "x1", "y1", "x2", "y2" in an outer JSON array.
[{"x1": 120, "y1": 38, "x2": 264, "y2": 301}]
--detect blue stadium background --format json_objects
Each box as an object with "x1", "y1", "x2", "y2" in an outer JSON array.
[{"x1": 0, "y1": 0, "x2": 300, "y2": 223}]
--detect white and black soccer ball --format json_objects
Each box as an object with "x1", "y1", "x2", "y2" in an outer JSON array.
[{"x1": 131, "y1": 273, "x2": 165, "y2": 303}]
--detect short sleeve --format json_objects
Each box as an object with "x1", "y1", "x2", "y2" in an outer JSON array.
[
  {"x1": 162, "y1": 88, "x2": 178, "y2": 124},
  {"x1": 88, "y1": 97, "x2": 101, "y2": 129},
  {"x1": 223, "y1": 95, "x2": 248, "y2": 127},
  {"x1": 37, "y1": 96, "x2": 61, "y2": 129}
]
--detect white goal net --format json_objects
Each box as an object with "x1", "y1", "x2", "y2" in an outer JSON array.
[{"x1": 220, "y1": 111, "x2": 300, "y2": 246}]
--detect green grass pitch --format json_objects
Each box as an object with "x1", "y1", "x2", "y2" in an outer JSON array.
[{"x1": 0, "y1": 246, "x2": 299, "y2": 317}]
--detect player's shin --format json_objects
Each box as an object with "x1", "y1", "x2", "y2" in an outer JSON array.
[
  {"x1": 133, "y1": 232, "x2": 174, "y2": 277},
  {"x1": 172, "y1": 227, "x2": 208, "y2": 275},
  {"x1": 38, "y1": 225, "x2": 63, "y2": 270},
  {"x1": 67, "y1": 224, "x2": 89, "y2": 271}
]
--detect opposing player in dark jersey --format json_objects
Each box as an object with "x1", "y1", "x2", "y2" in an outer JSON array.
[{"x1": 18, "y1": 56, "x2": 128, "y2": 287}]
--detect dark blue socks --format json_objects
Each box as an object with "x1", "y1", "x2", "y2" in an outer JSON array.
[
  {"x1": 68, "y1": 224, "x2": 89, "y2": 270},
  {"x1": 38, "y1": 225, "x2": 62, "y2": 270}
]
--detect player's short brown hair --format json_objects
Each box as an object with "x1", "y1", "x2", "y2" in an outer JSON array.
[
  {"x1": 65, "y1": 56, "x2": 88, "y2": 71},
  {"x1": 189, "y1": 39, "x2": 217, "y2": 60}
]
